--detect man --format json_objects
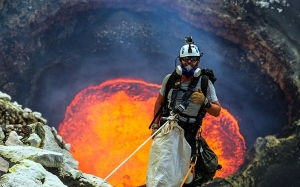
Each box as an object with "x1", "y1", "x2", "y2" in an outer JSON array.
[{"x1": 151, "y1": 37, "x2": 221, "y2": 186}]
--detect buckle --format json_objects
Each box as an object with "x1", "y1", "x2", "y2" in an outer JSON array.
[{"x1": 151, "y1": 124, "x2": 159, "y2": 129}]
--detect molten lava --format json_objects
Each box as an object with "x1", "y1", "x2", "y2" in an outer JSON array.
[{"x1": 59, "y1": 78, "x2": 246, "y2": 187}]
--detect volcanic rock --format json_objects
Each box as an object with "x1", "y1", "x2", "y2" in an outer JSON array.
[
  {"x1": 0, "y1": 94, "x2": 112, "y2": 187},
  {"x1": 0, "y1": 0, "x2": 300, "y2": 186}
]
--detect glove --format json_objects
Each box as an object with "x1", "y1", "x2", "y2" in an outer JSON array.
[
  {"x1": 191, "y1": 88, "x2": 205, "y2": 105},
  {"x1": 191, "y1": 88, "x2": 211, "y2": 108},
  {"x1": 151, "y1": 123, "x2": 160, "y2": 139}
]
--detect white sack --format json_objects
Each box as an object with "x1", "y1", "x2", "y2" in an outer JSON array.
[{"x1": 146, "y1": 121, "x2": 191, "y2": 187}]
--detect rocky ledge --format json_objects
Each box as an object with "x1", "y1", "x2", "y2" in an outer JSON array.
[{"x1": 0, "y1": 92, "x2": 112, "y2": 187}]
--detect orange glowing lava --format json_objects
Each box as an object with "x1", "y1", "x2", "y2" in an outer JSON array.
[{"x1": 58, "y1": 78, "x2": 246, "y2": 186}]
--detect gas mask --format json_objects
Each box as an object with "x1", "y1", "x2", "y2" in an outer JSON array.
[{"x1": 176, "y1": 65, "x2": 201, "y2": 78}]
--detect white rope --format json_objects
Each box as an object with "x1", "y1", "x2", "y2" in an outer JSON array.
[{"x1": 98, "y1": 121, "x2": 169, "y2": 187}]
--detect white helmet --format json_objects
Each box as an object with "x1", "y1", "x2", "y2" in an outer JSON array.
[{"x1": 179, "y1": 44, "x2": 201, "y2": 57}]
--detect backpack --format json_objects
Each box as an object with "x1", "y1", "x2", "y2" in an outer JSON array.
[
  {"x1": 194, "y1": 135, "x2": 222, "y2": 185},
  {"x1": 148, "y1": 68, "x2": 217, "y2": 129}
]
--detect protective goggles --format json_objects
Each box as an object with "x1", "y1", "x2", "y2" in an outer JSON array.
[{"x1": 181, "y1": 56, "x2": 199, "y2": 62}]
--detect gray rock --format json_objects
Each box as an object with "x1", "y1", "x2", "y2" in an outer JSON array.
[
  {"x1": 0, "y1": 159, "x2": 67, "y2": 187},
  {"x1": 0, "y1": 145, "x2": 63, "y2": 168},
  {"x1": 42, "y1": 125, "x2": 78, "y2": 171},
  {"x1": 0, "y1": 127, "x2": 5, "y2": 141},
  {"x1": 5, "y1": 131, "x2": 23, "y2": 146},
  {"x1": 26, "y1": 133, "x2": 42, "y2": 147},
  {"x1": 0, "y1": 156, "x2": 9, "y2": 174},
  {"x1": 0, "y1": 92, "x2": 11, "y2": 101}
]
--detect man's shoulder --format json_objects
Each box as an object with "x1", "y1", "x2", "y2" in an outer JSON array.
[
  {"x1": 166, "y1": 73, "x2": 172, "y2": 79},
  {"x1": 162, "y1": 73, "x2": 172, "y2": 83}
]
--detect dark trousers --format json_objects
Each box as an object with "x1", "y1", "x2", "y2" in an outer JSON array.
[{"x1": 177, "y1": 120, "x2": 199, "y2": 156}]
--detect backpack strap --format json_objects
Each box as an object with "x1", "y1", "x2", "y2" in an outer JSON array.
[
  {"x1": 148, "y1": 71, "x2": 179, "y2": 129},
  {"x1": 200, "y1": 75, "x2": 209, "y2": 97},
  {"x1": 169, "y1": 72, "x2": 182, "y2": 110},
  {"x1": 164, "y1": 70, "x2": 180, "y2": 100},
  {"x1": 196, "y1": 74, "x2": 209, "y2": 123},
  {"x1": 183, "y1": 75, "x2": 200, "y2": 102},
  {"x1": 170, "y1": 73, "x2": 200, "y2": 110}
]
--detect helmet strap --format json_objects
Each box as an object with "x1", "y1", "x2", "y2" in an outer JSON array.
[{"x1": 188, "y1": 43, "x2": 192, "y2": 53}]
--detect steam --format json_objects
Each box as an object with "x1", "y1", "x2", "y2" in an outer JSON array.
[{"x1": 27, "y1": 7, "x2": 287, "y2": 149}]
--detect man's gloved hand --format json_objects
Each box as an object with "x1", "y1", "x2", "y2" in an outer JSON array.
[
  {"x1": 191, "y1": 88, "x2": 211, "y2": 108},
  {"x1": 191, "y1": 88, "x2": 206, "y2": 105},
  {"x1": 151, "y1": 123, "x2": 160, "y2": 139}
]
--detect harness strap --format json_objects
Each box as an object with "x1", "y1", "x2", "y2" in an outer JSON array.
[
  {"x1": 179, "y1": 116, "x2": 197, "y2": 123},
  {"x1": 148, "y1": 70, "x2": 210, "y2": 129},
  {"x1": 170, "y1": 74, "x2": 200, "y2": 111},
  {"x1": 169, "y1": 74, "x2": 181, "y2": 110},
  {"x1": 196, "y1": 75, "x2": 209, "y2": 122},
  {"x1": 180, "y1": 156, "x2": 198, "y2": 187},
  {"x1": 182, "y1": 75, "x2": 200, "y2": 102},
  {"x1": 200, "y1": 75, "x2": 209, "y2": 97}
]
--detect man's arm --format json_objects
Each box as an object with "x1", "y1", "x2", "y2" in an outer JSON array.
[
  {"x1": 153, "y1": 93, "x2": 165, "y2": 124},
  {"x1": 191, "y1": 89, "x2": 221, "y2": 117},
  {"x1": 205, "y1": 100, "x2": 221, "y2": 117}
]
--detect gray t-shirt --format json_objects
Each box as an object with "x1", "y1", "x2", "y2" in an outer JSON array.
[{"x1": 159, "y1": 74, "x2": 218, "y2": 117}]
